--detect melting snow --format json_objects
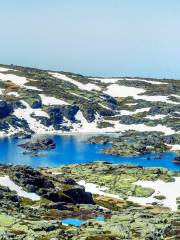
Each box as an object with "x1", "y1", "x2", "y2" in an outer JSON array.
[
  {"x1": 78, "y1": 180, "x2": 121, "y2": 200},
  {"x1": 78, "y1": 177, "x2": 180, "y2": 211},
  {"x1": 39, "y1": 94, "x2": 69, "y2": 106},
  {"x1": 104, "y1": 84, "x2": 145, "y2": 98},
  {"x1": 50, "y1": 72, "x2": 101, "y2": 91},
  {"x1": 13, "y1": 100, "x2": 53, "y2": 133},
  {"x1": 0, "y1": 73, "x2": 28, "y2": 86},
  {"x1": 90, "y1": 77, "x2": 168, "y2": 85},
  {"x1": 0, "y1": 67, "x2": 15, "y2": 72},
  {"x1": 145, "y1": 115, "x2": 166, "y2": 120},
  {"x1": 128, "y1": 178, "x2": 180, "y2": 211},
  {"x1": 104, "y1": 84, "x2": 179, "y2": 104},
  {"x1": 7, "y1": 92, "x2": 19, "y2": 97},
  {"x1": 0, "y1": 175, "x2": 40, "y2": 201},
  {"x1": 120, "y1": 108, "x2": 150, "y2": 116},
  {"x1": 72, "y1": 111, "x2": 174, "y2": 135},
  {"x1": 168, "y1": 144, "x2": 180, "y2": 151},
  {"x1": 25, "y1": 86, "x2": 43, "y2": 91}
]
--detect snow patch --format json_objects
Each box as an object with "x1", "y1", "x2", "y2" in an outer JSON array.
[
  {"x1": 0, "y1": 67, "x2": 15, "y2": 72},
  {"x1": 104, "y1": 84, "x2": 145, "y2": 98},
  {"x1": 90, "y1": 77, "x2": 168, "y2": 85},
  {"x1": 50, "y1": 72, "x2": 101, "y2": 91},
  {"x1": 0, "y1": 89, "x2": 5, "y2": 95},
  {"x1": 145, "y1": 115, "x2": 166, "y2": 120},
  {"x1": 13, "y1": 100, "x2": 53, "y2": 133},
  {"x1": 104, "y1": 84, "x2": 179, "y2": 104},
  {"x1": 120, "y1": 108, "x2": 150, "y2": 116},
  {"x1": 0, "y1": 73, "x2": 28, "y2": 86},
  {"x1": 39, "y1": 94, "x2": 69, "y2": 106},
  {"x1": 168, "y1": 144, "x2": 180, "y2": 151},
  {"x1": 72, "y1": 111, "x2": 174, "y2": 135},
  {"x1": 124, "y1": 78, "x2": 168, "y2": 85},
  {"x1": 78, "y1": 177, "x2": 180, "y2": 211},
  {"x1": 25, "y1": 86, "x2": 43, "y2": 91},
  {"x1": 128, "y1": 178, "x2": 180, "y2": 211},
  {"x1": 0, "y1": 175, "x2": 40, "y2": 201},
  {"x1": 78, "y1": 180, "x2": 121, "y2": 200},
  {"x1": 90, "y1": 77, "x2": 123, "y2": 84},
  {"x1": 7, "y1": 92, "x2": 19, "y2": 97}
]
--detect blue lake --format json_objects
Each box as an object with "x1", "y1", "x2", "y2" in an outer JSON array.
[
  {"x1": 0, "y1": 134, "x2": 179, "y2": 171},
  {"x1": 61, "y1": 216, "x2": 105, "y2": 227}
]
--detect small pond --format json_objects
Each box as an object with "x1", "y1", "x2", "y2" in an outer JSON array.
[{"x1": 61, "y1": 216, "x2": 105, "y2": 227}]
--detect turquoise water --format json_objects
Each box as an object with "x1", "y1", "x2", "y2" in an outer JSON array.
[
  {"x1": 61, "y1": 218, "x2": 85, "y2": 227},
  {"x1": 61, "y1": 216, "x2": 105, "y2": 227},
  {"x1": 0, "y1": 134, "x2": 179, "y2": 171}
]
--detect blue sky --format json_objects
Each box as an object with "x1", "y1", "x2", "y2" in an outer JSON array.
[{"x1": 0, "y1": 0, "x2": 180, "y2": 78}]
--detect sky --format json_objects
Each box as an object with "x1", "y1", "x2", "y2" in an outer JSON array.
[{"x1": 0, "y1": 0, "x2": 180, "y2": 79}]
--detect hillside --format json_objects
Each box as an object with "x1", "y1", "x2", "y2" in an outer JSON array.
[{"x1": 0, "y1": 64, "x2": 179, "y2": 149}]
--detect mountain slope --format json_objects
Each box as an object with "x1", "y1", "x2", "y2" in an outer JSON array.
[{"x1": 0, "y1": 64, "x2": 179, "y2": 143}]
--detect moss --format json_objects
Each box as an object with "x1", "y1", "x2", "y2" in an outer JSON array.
[
  {"x1": 86, "y1": 236, "x2": 117, "y2": 240},
  {"x1": 134, "y1": 185, "x2": 155, "y2": 198},
  {"x1": 0, "y1": 214, "x2": 14, "y2": 227},
  {"x1": 154, "y1": 195, "x2": 166, "y2": 200}
]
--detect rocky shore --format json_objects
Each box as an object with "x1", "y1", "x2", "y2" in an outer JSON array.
[
  {"x1": 87, "y1": 131, "x2": 180, "y2": 156},
  {"x1": 19, "y1": 137, "x2": 56, "y2": 151}
]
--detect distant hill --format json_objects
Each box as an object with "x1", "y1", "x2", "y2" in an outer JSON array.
[{"x1": 0, "y1": 64, "x2": 179, "y2": 139}]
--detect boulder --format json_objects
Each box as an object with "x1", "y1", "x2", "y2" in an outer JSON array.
[
  {"x1": 0, "y1": 101, "x2": 13, "y2": 118},
  {"x1": 63, "y1": 185, "x2": 94, "y2": 204},
  {"x1": 172, "y1": 155, "x2": 180, "y2": 163},
  {"x1": 31, "y1": 97, "x2": 42, "y2": 109},
  {"x1": 48, "y1": 107, "x2": 64, "y2": 125},
  {"x1": 82, "y1": 108, "x2": 96, "y2": 123},
  {"x1": 48, "y1": 105, "x2": 79, "y2": 123},
  {"x1": 61, "y1": 105, "x2": 79, "y2": 122}
]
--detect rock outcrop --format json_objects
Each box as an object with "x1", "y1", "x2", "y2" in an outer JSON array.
[{"x1": 19, "y1": 138, "x2": 56, "y2": 151}]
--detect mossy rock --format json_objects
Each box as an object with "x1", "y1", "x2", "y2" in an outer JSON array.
[
  {"x1": 133, "y1": 185, "x2": 155, "y2": 197},
  {"x1": 154, "y1": 195, "x2": 166, "y2": 200}
]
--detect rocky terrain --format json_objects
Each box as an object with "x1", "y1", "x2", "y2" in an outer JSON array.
[
  {"x1": 87, "y1": 131, "x2": 180, "y2": 156},
  {"x1": 0, "y1": 162, "x2": 179, "y2": 239},
  {"x1": 0, "y1": 64, "x2": 179, "y2": 239},
  {"x1": 0, "y1": 64, "x2": 179, "y2": 152}
]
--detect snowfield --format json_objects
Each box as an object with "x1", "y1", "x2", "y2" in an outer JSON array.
[{"x1": 39, "y1": 94, "x2": 69, "y2": 106}]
